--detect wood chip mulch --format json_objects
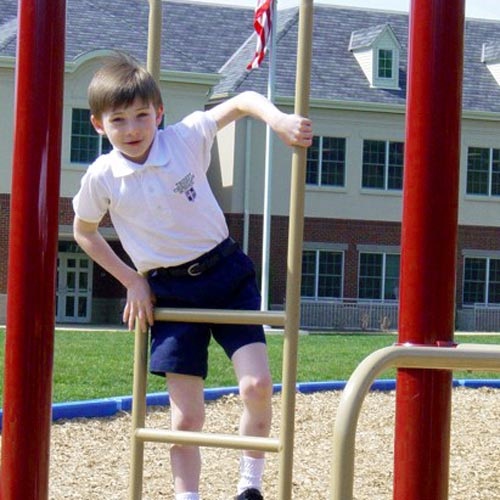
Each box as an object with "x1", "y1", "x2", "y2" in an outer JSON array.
[
  {"x1": 1, "y1": 388, "x2": 500, "y2": 500},
  {"x1": 2, "y1": 388, "x2": 499, "y2": 499}
]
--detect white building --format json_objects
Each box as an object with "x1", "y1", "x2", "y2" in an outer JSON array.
[{"x1": 1, "y1": 1, "x2": 499, "y2": 330}]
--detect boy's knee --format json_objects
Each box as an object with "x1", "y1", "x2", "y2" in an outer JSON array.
[
  {"x1": 172, "y1": 410, "x2": 205, "y2": 432},
  {"x1": 239, "y1": 373, "x2": 273, "y2": 405}
]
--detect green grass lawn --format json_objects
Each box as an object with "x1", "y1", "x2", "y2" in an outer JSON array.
[{"x1": 0, "y1": 327, "x2": 498, "y2": 403}]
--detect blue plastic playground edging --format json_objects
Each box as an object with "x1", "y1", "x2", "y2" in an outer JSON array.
[{"x1": 0, "y1": 379, "x2": 499, "y2": 430}]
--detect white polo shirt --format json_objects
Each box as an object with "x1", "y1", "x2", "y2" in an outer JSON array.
[{"x1": 72, "y1": 111, "x2": 229, "y2": 273}]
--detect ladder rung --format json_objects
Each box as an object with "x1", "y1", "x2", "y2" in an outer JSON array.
[
  {"x1": 134, "y1": 428, "x2": 281, "y2": 453},
  {"x1": 154, "y1": 308, "x2": 286, "y2": 327}
]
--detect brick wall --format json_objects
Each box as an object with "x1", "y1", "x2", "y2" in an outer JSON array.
[
  {"x1": 58, "y1": 196, "x2": 113, "y2": 227},
  {"x1": 1, "y1": 199, "x2": 500, "y2": 325},
  {"x1": 59, "y1": 196, "x2": 125, "y2": 301},
  {"x1": 227, "y1": 214, "x2": 403, "y2": 307},
  {"x1": 227, "y1": 214, "x2": 500, "y2": 311},
  {"x1": 456, "y1": 224, "x2": 500, "y2": 306},
  {"x1": 303, "y1": 217, "x2": 402, "y2": 300}
]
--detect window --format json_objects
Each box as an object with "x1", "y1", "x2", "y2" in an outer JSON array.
[
  {"x1": 362, "y1": 140, "x2": 404, "y2": 190},
  {"x1": 306, "y1": 136, "x2": 345, "y2": 187},
  {"x1": 358, "y1": 252, "x2": 400, "y2": 300},
  {"x1": 301, "y1": 249, "x2": 343, "y2": 299},
  {"x1": 71, "y1": 108, "x2": 111, "y2": 164},
  {"x1": 463, "y1": 256, "x2": 500, "y2": 305},
  {"x1": 466, "y1": 147, "x2": 500, "y2": 196},
  {"x1": 378, "y1": 48, "x2": 393, "y2": 79}
]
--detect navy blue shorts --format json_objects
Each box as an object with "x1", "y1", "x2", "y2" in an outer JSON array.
[{"x1": 147, "y1": 244, "x2": 265, "y2": 379}]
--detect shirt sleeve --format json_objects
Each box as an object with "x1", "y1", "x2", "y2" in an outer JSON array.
[
  {"x1": 72, "y1": 164, "x2": 110, "y2": 223},
  {"x1": 177, "y1": 111, "x2": 218, "y2": 173}
]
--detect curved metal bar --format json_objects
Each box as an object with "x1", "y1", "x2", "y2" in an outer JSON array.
[{"x1": 329, "y1": 344, "x2": 500, "y2": 500}]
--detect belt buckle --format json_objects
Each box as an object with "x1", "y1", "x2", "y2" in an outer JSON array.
[{"x1": 187, "y1": 262, "x2": 202, "y2": 276}]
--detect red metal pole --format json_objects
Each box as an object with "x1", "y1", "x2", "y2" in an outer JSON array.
[
  {"x1": 1, "y1": 0, "x2": 66, "y2": 498},
  {"x1": 394, "y1": 1, "x2": 465, "y2": 499}
]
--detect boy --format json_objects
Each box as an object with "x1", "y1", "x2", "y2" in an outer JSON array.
[{"x1": 73, "y1": 52, "x2": 312, "y2": 500}]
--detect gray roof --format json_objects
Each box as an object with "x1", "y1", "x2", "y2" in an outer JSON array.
[
  {"x1": 0, "y1": 0, "x2": 254, "y2": 73},
  {"x1": 348, "y1": 23, "x2": 391, "y2": 51},
  {"x1": 2, "y1": 0, "x2": 500, "y2": 114},
  {"x1": 228, "y1": 6, "x2": 411, "y2": 106},
  {"x1": 0, "y1": 0, "x2": 16, "y2": 52}
]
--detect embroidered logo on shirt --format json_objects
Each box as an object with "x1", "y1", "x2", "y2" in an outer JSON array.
[{"x1": 173, "y1": 173, "x2": 197, "y2": 202}]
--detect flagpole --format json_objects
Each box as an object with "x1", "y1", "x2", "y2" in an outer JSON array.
[{"x1": 260, "y1": 0, "x2": 277, "y2": 311}]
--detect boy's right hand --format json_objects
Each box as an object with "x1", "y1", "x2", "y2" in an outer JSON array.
[
  {"x1": 72, "y1": 216, "x2": 155, "y2": 332},
  {"x1": 123, "y1": 273, "x2": 156, "y2": 332}
]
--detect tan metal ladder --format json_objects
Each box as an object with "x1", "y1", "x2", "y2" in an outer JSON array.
[{"x1": 129, "y1": 1, "x2": 314, "y2": 499}]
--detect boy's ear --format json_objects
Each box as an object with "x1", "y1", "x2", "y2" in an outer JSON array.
[
  {"x1": 156, "y1": 105, "x2": 164, "y2": 126},
  {"x1": 90, "y1": 114, "x2": 105, "y2": 135}
]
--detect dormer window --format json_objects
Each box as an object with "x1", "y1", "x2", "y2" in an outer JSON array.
[
  {"x1": 349, "y1": 24, "x2": 401, "y2": 90},
  {"x1": 482, "y1": 42, "x2": 500, "y2": 86},
  {"x1": 378, "y1": 48, "x2": 394, "y2": 79}
]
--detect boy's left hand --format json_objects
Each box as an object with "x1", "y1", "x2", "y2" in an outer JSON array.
[{"x1": 274, "y1": 113, "x2": 313, "y2": 148}]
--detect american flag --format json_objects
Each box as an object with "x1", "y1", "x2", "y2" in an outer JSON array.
[{"x1": 247, "y1": 0, "x2": 274, "y2": 70}]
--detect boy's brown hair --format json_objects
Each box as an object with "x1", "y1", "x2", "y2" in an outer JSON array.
[{"x1": 88, "y1": 51, "x2": 163, "y2": 119}]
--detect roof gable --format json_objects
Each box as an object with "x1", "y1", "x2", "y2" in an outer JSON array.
[
  {"x1": 0, "y1": 17, "x2": 16, "y2": 50},
  {"x1": 481, "y1": 41, "x2": 500, "y2": 87},
  {"x1": 349, "y1": 23, "x2": 401, "y2": 51},
  {"x1": 348, "y1": 23, "x2": 401, "y2": 90},
  {"x1": 482, "y1": 41, "x2": 500, "y2": 63}
]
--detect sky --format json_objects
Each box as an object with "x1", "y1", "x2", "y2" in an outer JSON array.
[{"x1": 191, "y1": 0, "x2": 500, "y2": 21}]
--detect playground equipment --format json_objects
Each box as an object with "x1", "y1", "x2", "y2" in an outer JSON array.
[
  {"x1": 129, "y1": 1, "x2": 314, "y2": 499},
  {"x1": 330, "y1": 343, "x2": 500, "y2": 500},
  {"x1": 2, "y1": 1, "x2": 499, "y2": 499},
  {"x1": 1, "y1": 0, "x2": 66, "y2": 498},
  {"x1": 393, "y1": 3, "x2": 466, "y2": 498}
]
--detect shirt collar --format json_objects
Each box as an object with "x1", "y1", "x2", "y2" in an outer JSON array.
[{"x1": 110, "y1": 130, "x2": 170, "y2": 177}]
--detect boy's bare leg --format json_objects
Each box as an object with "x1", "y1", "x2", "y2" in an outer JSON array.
[
  {"x1": 232, "y1": 342, "x2": 273, "y2": 454},
  {"x1": 232, "y1": 342, "x2": 272, "y2": 496},
  {"x1": 166, "y1": 373, "x2": 205, "y2": 494}
]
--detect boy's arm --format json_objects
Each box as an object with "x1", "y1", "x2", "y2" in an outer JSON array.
[
  {"x1": 73, "y1": 216, "x2": 154, "y2": 331},
  {"x1": 207, "y1": 90, "x2": 313, "y2": 147}
]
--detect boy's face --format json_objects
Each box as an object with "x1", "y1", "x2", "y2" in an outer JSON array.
[{"x1": 91, "y1": 98, "x2": 164, "y2": 164}]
